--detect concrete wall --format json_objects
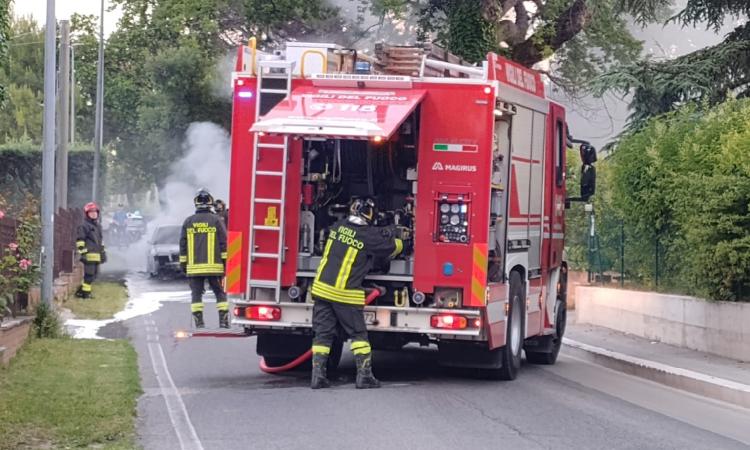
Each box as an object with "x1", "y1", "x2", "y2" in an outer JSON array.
[
  {"x1": 576, "y1": 286, "x2": 750, "y2": 362},
  {"x1": 0, "y1": 318, "x2": 32, "y2": 365}
]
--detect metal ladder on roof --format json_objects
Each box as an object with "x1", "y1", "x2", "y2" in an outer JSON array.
[{"x1": 247, "y1": 59, "x2": 296, "y2": 303}]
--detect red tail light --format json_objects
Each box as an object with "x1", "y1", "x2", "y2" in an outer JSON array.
[
  {"x1": 430, "y1": 314, "x2": 468, "y2": 330},
  {"x1": 233, "y1": 307, "x2": 244, "y2": 317},
  {"x1": 430, "y1": 314, "x2": 482, "y2": 330},
  {"x1": 246, "y1": 306, "x2": 281, "y2": 321}
]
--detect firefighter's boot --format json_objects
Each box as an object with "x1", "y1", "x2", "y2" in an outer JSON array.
[
  {"x1": 75, "y1": 286, "x2": 90, "y2": 299},
  {"x1": 192, "y1": 311, "x2": 205, "y2": 329},
  {"x1": 218, "y1": 310, "x2": 229, "y2": 329},
  {"x1": 310, "y1": 353, "x2": 331, "y2": 389},
  {"x1": 355, "y1": 353, "x2": 381, "y2": 389}
]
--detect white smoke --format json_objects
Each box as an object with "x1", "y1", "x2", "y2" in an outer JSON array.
[
  {"x1": 108, "y1": 122, "x2": 232, "y2": 273},
  {"x1": 159, "y1": 122, "x2": 232, "y2": 220}
]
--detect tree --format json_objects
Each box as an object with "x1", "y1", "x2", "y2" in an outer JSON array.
[
  {"x1": 363, "y1": 0, "x2": 670, "y2": 94},
  {"x1": 0, "y1": 15, "x2": 44, "y2": 144},
  {"x1": 594, "y1": 0, "x2": 750, "y2": 128},
  {"x1": 0, "y1": 0, "x2": 12, "y2": 104}
]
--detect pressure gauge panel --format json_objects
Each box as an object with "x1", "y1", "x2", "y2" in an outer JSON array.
[{"x1": 436, "y1": 197, "x2": 470, "y2": 243}]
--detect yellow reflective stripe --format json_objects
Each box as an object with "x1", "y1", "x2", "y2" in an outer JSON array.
[
  {"x1": 312, "y1": 281, "x2": 365, "y2": 300},
  {"x1": 351, "y1": 341, "x2": 372, "y2": 355},
  {"x1": 335, "y1": 247, "x2": 358, "y2": 289},
  {"x1": 207, "y1": 232, "x2": 215, "y2": 265},
  {"x1": 191, "y1": 303, "x2": 204, "y2": 312},
  {"x1": 179, "y1": 255, "x2": 187, "y2": 263},
  {"x1": 314, "y1": 239, "x2": 334, "y2": 282},
  {"x1": 85, "y1": 253, "x2": 101, "y2": 262},
  {"x1": 187, "y1": 233, "x2": 195, "y2": 266},
  {"x1": 220, "y1": 252, "x2": 227, "y2": 260},
  {"x1": 390, "y1": 238, "x2": 403, "y2": 258},
  {"x1": 186, "y1": 265, "x2": 225, "y2": 275},
  {"x1": 76, "y1": 240, "x2": 86, "y2": 248},
  {"x1": 216, "y1": 301, "x2": 229, "y2": 311},
  {"x1": 81, "y1": 283, "x2": 92, "y2": 292},
  {"x1": 312, "y1": 345, "x2": 330, "y2": 355}
]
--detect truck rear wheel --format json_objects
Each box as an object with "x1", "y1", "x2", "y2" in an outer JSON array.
[{"x1": 485, "y1": 271, "x2": 525, "y2": 380}]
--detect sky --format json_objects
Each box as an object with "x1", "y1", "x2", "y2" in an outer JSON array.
[{"x1": 13, "y1": 0, "x2": 123, "y2": 36}]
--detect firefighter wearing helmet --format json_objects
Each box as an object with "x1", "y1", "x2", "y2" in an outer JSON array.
[
  {"x1": 179, "y1": 188, "x2": 229, "y2": 328},
  {"x1": 310, "y1": 197, "x2": 409, "y2": 389},
  {"x1": 75, "y1": 202, "x2": 106, "y2": 298}
]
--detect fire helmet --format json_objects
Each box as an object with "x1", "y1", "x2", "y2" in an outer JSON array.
[
  {"x1": 349, "y1": 197, "x2": 377, "y2": 224},
  {"x1": 84, "y1": 202, "x2": 99, "y2": 214},
  {"x1": 194, "y1": 188, "x2": 214, "y2": 210}
]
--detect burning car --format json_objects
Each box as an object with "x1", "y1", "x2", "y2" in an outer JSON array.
[{"x1": 146, "y1": 225, "x2": 182, "y2": 278}]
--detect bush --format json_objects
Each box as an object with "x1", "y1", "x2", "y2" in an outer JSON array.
[
  {"x1": 583, "y1": 98, "x2": 750, "y2": 301},
  {"x1": 33, "y1": 302, "x2": 63, "y2": 339}
]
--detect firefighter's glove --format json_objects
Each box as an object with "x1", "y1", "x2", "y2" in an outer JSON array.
[
  {"x1": 79, "y1": 254, "x2": 87, "y2": 264},
  {"x1": 395, "y1": 226, "x2": 412, "y2": 241}
]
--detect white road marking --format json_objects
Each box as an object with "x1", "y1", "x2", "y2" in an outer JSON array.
[{"x1": 147, "y1": 324, "x2": 204, "y2": 450}]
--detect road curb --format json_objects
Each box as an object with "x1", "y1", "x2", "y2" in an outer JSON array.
[{"x1": 563, "y1": 338, "x2": 750, "y2": 410}]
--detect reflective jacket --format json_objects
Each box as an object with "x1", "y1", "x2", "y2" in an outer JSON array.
[
  {"x1": 311, "y1": 218, "x2": 403, "y2": 306},
  {"x1": 179, "y1": 210, "x2": 227, "y2": 277},
  {"x1": 76, "y1": 218, "x2": 104, "y2": 263}
]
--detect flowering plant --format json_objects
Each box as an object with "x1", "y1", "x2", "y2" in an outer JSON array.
[{"x1": 0, "y1": 195, "x2": 41, "y2": 320}]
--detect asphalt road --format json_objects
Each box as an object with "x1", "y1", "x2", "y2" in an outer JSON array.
[{"x1": 109, "y1": 275, "x2": 750, "y2": 450}]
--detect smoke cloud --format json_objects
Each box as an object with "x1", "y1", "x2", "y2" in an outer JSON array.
[{"x1": 106, "y1": 122, "x2": 232, "y2": 273}]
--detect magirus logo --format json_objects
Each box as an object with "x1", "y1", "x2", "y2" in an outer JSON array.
[{"x1": 432, "y1": 161, "x2": 477, "y2": 172}]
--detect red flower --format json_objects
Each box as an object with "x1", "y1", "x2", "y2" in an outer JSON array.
[
  {"x1": 0, "y1": 210, "x2": 4, "y2": 220},
  {"x1": 8, "y1": 242, "x2": 18, "y2": 252},
  {"x1": 19, "y1": 259, "x2": 31, "y2": 270}
]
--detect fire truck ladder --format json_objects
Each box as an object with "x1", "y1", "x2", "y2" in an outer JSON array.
[{"x1": 247, "y1": 59, "x2": 296, "y2": 303}]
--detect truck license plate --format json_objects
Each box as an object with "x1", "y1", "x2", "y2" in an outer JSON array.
[{"x1": 363, "y1": 311, "x2": 376, "y2": 325}]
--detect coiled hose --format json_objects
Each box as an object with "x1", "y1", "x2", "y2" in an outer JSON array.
[{"x1": 259, "y1": 288, "x2": 382, "y2": 373}]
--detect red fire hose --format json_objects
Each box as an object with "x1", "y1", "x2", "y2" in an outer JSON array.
[{"x1": 259, "y1": 288, "x2": 382, "y2": 374}]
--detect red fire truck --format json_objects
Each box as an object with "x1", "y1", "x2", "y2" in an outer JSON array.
[{"x1": 225, "y1": 41, "x2": 596, "y2": 380}]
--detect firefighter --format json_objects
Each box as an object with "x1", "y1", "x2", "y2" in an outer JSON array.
[
  {"x1": 310, "y1": 197, "x2": 410, "y2": 389},
  {"x1": 214, "y1": 199, "x2": 228, "y2": 226},
  {"x1": 179, "y1": 188, "x2": 229, "y2": 329},
  {"x1": 75, "y1": 202, "x2": 106, "y2": 299}
]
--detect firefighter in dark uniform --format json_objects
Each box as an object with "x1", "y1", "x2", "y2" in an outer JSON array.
[
  {"x1": 214, "y1": 199, "x2": 228, "y2": 226},
  {"x1": 310, "y1": 197, "x2": 409, "y2": 389},
  {"x1": 75, "y1": 202, "x2": 106, "y2": 298},
  {"x1": 179, "y1": 189, "x2": 229, "y2": 329}
]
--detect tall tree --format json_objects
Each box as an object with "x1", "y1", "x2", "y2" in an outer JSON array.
[
  {"x1": 594, "y1": 0, "x2": 750, "y2": 127},
  {"x1": 364, "y1": 0, "x2": 670, "y2": 93},
  {"x1": 0, "y1": 15, "x2": 44, "y2": 144},
  {"x1": 0, "y1": 0, "x2": 13, "y2": 104}
]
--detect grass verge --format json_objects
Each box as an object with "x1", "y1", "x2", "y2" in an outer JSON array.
[
  {"x1": 65, "y1": 281, "x2": 129, "y2": 320},
  {"x1": 0, "y1": 338, "x2": 141, "y2": 449}
]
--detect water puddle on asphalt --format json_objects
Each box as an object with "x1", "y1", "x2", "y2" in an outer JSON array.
[{"x1": 65, "y1": 275, "x2": 191, "y2": 339}]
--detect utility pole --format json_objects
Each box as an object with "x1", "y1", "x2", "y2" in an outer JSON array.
[
  {"x1": 56, "y1": 20, "x2": 70, "y2": 209},
  {"x1": 70, "y1": 45, "x2": 76, "y2": 145},
  {"x1": 41, "y1": 0, "x2": 57, "y2": 306},
  {"x1": 92, "y1": 0, "x2": 105, "y2": 202}
]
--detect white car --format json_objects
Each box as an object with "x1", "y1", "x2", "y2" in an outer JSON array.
[{"x1": 146, "y1": 225, "x2": 182, "y2": 278}]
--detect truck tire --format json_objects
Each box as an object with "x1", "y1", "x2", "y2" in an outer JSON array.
[
  {"x1": 486, "y1": 271, "x2": 525, "y2": 380},
  {"x1": 525, "y1": 299, "x2": 566, "y2": 365}
]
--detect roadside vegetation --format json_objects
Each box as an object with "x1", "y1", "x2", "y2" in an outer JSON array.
[
  {"x1": 566, "y1": 98, "x2": 750, "y2": 302},
  {"x1": 64, "y1": 280, "x2": 129, "y2": 320},
  {"x1": 0, "y1": 338, "x2": 141, "y2": 449}
]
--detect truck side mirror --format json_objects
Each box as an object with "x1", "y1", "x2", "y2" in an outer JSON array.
[
  {"x1": 580, "y1": 164, "x2": 596, "y2": 201},
  {"x1": 580, "y1": 144, "x2": 597, "y2": 165}
]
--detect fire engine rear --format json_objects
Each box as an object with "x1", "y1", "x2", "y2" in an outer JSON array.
[{"x1": 226, "y1": 41, "x2": 596, "y2": 380}]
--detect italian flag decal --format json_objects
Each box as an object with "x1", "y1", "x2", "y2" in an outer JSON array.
[{"x1": 433, "y1": 143, "x2": 478, "y2": 153}]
